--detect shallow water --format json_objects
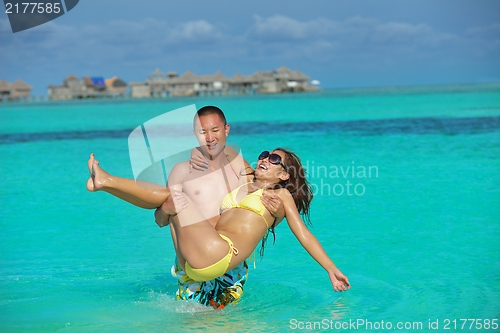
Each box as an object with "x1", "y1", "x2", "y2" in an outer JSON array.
[{"x1": 1, "y1": 85, "x2": 500, "y2": 332}]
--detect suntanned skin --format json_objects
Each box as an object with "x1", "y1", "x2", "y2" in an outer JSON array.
[
  {"x1": 164, "y1": 114, "x2": 238, "y2": 225},
  {"x1": 86, "y1": 112, "x2": 349, "y2": 292},
  {"x1": 166, "y1": 149, "x2": 350, "y2": 292},
  {"x1": 161, "y1": 113, "x2": 239, "y2": 265},
  {"x1": 86, "y1": 147, "x2": 350, "y2": 292},
  {"x1": 152, "y1": 113, "x2": 285, "y2": 267}
]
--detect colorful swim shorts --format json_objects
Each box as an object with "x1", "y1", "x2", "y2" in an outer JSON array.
[{"x1": 171, "y1": 257, "x2": 248, "y2": 309}]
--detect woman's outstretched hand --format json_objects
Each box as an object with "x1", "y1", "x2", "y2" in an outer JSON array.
[{"x1": 329, "y1": 269, "x2": 350, "y2": 292}]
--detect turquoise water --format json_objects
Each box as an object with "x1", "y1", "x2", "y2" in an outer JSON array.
[{"x1": 1, "y1": 85, "x2": 500, "y2": 332}]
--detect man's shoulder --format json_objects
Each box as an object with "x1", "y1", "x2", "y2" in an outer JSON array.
[
  {"x1": 168, "y1": 161, "x2": 190, "y2": 185},
  {"x1": 172, "y1": 160, "x2": 190, "y2": 170}
]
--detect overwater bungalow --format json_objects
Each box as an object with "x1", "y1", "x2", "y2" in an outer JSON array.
[
  {"x1": 0, "y1": 79, "x2": 33, "y2": 101},
  {"x1": 0, "y1": 79, "x2": 10, "y2": 101},
  {"x1": 258, "y1": 67, "x2": 311, "y2": 93},
  {"x1": 105, "y1": 77, "x2": 127, "y2": 97},
  {"x1": 173, "y1": 70, "x2": 230, "y2": 96},
  {"x1": 46, "y1": 66, "x2": 317, "y2": 101},
  {"x1": 131, "y1": 66, "x2": 318, "y2": 98},
  {"x1": 228, "y1": 73, "x2": 259, "y2": 94},
  {"x1": 48, "y1": 75, "x2": 127, "y2": 100}
]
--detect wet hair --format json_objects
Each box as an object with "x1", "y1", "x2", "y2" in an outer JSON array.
[
  {"x1": 258, "y1": 147, "x2": 314, "y2": 258},
  {"x1": 195, "y1": 105, "x2": 227, "y2": 126}
]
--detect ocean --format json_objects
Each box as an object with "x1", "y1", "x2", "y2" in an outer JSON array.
[{"x1": 1, "y1": 84, "x2": 499, "y2": 332}]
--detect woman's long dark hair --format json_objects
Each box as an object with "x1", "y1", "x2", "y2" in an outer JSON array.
[{"x1": 258, "y1": 147, "x2": 314, "y2": 257}]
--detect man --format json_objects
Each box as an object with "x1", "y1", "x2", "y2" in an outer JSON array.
[{"x1": 154, "y1": 106, "x2": 283, "y2": 309}]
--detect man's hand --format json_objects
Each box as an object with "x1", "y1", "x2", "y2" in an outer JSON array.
[
  {"x1": 261, "y1": 192, "x2": 285, "y2": 222},
  {"x1": 154, "y1": 193, "x2": 179, "y2": 227},
  {"x1": 154, "y1": 207, "x2": 170, "y2": 228},
  {"x1": 154, "y1": 190, "x2": 189, "y2": 228},
  {"x1": 154, "y1": 196, "x2": 174, "y2": 228},
  {"x1": 171, "y1": 189, "x2": 189, "y2": 214}
]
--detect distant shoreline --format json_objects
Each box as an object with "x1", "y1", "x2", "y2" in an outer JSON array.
[{"x1": 1, "y1": 82, "x2": 499, "y2": 106}]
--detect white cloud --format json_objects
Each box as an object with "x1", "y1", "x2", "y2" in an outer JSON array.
[
  {"x1": 0, "y1": 17, "x2": 228, "y2": 74},
  {"x1": 466, "y1": 23, "x2": 500, "y2": 38},
  {"x1": 170, "y1": 20, "x2": 220, "y2": 41},
  {"x1": 243, "y1": 14, "x2": 486, "y2": 67},
  {"x1": 16, "y1": 17, "x2": 221, "y2": 46},
  {"x1": 252, "y1": 15, "x2": 311, "y2": 40},
  {"x1": 249, "y1": 14, "x2": 459, "y2": 47},
  {"x1": 371, "y1": 22, "x2": 433, "y2": 43},
  {"x1": 72, "y1": 18, "x2": 222, "y2": 48},
  {"x1": 2, "y1": 14, "x2": 494, "y2": 69},
  {"x1": 1, "y1": 13, "x2": 498, "y2": 90},
  {"x1": 466, "y1": 24, "x2": 500, "y2": 52}
]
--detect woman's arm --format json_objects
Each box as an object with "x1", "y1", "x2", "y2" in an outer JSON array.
[{"x1": 278, "y1": 190, "x2": 350, "y2": 292}]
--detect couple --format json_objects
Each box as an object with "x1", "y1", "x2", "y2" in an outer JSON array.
[{"x1": 87, "y1": 106, "x2": 349, "y2": 308}]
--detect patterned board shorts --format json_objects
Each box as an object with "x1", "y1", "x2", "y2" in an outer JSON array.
[{"x1": 171, "y1": 257, "x2": 248, "y2": 309}]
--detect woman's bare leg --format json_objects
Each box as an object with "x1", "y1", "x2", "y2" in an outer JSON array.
[
  {"x1": 169, "y1": 224, "x2": 186, "y2": 268},
  {"x1": 86, "y1": 153, "x2": 170, "y2": 209},
  {"x1": 170, "y1": 195, "x2": 232, "y2": 270}
]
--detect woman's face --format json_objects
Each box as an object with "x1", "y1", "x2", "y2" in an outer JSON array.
[{"x1": 255, "y1": 149, "x2": 288, "y2": 181}]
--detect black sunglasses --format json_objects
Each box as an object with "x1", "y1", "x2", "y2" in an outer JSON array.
[{"x1": 258, "y1": 151, "x2": 285, "y2": 168}]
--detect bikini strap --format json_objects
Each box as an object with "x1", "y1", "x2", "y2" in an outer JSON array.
[{"x1": 219, "y1": 234, "x2": 239, "y2": 255}]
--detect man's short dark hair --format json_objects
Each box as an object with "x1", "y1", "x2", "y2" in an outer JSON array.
[{"x1": 196, "y1": 106, "x2": 227, "y2": 126}]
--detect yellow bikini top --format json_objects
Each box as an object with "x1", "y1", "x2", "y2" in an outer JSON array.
[{"x1": 220, "y1": 183, "x2": 271, "y2": 228}]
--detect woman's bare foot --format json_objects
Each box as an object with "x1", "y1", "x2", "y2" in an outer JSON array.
[{"x1": 86, "y1": 153, "x2": 110, "y2": 192}]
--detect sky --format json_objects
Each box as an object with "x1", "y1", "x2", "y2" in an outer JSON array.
[{"x1": 1, "y1": 0, "x2": 499, "y2": 96}]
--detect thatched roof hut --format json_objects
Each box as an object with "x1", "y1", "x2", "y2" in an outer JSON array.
[
  {"x1": 10, "y1": 79, "x2": 32, "y2": 91},
  {"x1": 175, "y1": 71, "x2": 198, "y2": 84},
  {"x1": 250, "y1": 70, "x2": 265, "y2": 82},
  {"x1": 65, "y1": 75, "x2": 79, "y2": 82},
  {"x1": 229, "y1": 73, "x2": 260, "y2": 87},
  {"x1": 6, "y1": 79, "x2": 32, "y2": 99},
  {"x1": 211, "y1": 71, "x2": 229, "y2": 82},
  {"x1": 230, "y1": 73, "x2": 246, "y2": 84},
  {"x1": 105, "y1": 76, "x2": 127, "y2": 88},
  {"x1": 290, "y1": 70, "x2": 309, "y2": 81},
  {"x1": 130, "y1": 65, "x2": 314, "y2": 97},
  {"x1": 83, "y1": 77, "x2": 94, "y2": 88},
  {"x1": 0, "y1": 79, "x2": 10, "y2": 93}
]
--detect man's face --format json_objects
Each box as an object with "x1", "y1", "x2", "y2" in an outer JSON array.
[{"x1": 193, "y1": 114, "x2": 230, "y2": 159}]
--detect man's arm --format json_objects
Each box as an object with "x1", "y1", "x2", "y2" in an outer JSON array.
[
  {"x1": 261, "y1": 192, "x2": 285, "y2": 226},
  {"x1": 223, "y1": 145, "x2": 255, "y2": 186},
  {"x1": 154, "y1": 162, "x2": 188, "y2": 228},
  {"x1": 224, "y1": 145, "x2": 251, "y2": 171}
]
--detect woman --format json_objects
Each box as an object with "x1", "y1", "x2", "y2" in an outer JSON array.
[{"x1": 87, "y1": 148, "x2": 350, "y2": 292}]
